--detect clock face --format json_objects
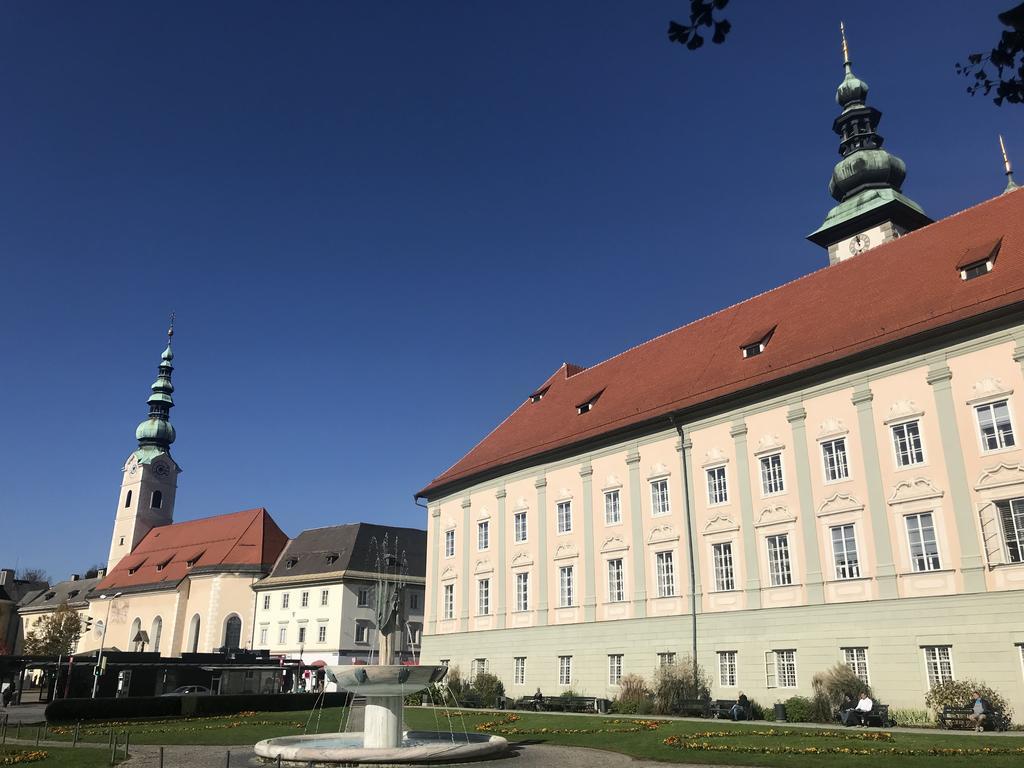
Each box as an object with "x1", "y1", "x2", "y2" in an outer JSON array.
[
  {"x1": 849, "y1": 234, "x2": 871, "y2": 255},
  {"x1": 128, "y1": 463, "x2": 138, "y2": 476},
  {"x1": 154, "y1": 462, "x2": 170, "y2": 478}
]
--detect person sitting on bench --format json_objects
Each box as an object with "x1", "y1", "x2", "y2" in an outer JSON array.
[
  {"x1": 851, "y1": 693, "x2": 874, "y2": 726},
  {"x1": 968, "y1": 691, "x2": 992, "y2": 733},
  {"x1": 729, "y1": 693, "x2": 749, "y2": 721},
  {"x1": 532, "y1": 687, "x2": 544, "y2": 711}
]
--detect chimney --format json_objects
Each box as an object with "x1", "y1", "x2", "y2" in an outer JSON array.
[
  {"x1": 70, "y1": 574, "x2": 80, "y2": 582},
  {"x1": 0, "y1": 569, "x2": 12, "y2": 586}
]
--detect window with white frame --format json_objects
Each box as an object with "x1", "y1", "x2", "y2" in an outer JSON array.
[
  {"x1": 843, "y1": 647, "x2": 869, "y2": 683},
  {"x1": 278, "y1": 626, "x2": 287, "y2": 644},
  {"x1": 658, "y1": 652, "x2": 676, "y2": 668},
  {"x1": 766, "y1": 534, "x2": 793, "y2": 586},
  {"x1": 477, "y1": 578, "x2": 490, "y2": 615},
  {"x1": 712, "y1": 542, "x2": 735, "y2": 591},
  {"x1": 766, "y1": 649, "x2": 797, "y2": 688},
  {"x1": 996, "y1": 498, "x2": 1024, "y2": 563},
  {"x1": 604, "y1": 490, "x2": 622, "y2": 524},
  {"x1": 891, "y1": 420, "x2": 925, "y2": 467},
  {"x1": 760, "y1": 453, "x2": 785, "y2": 494},
  {"x1": 318, "y1": 625, "x2": 327, "y2": 643},
  {"x1": 651, "y1": 479, "x2": 671, "y2": 516},
  {"x1": 514, "y1": 510, "x2": 528, "y2": 542},
  {"x1": 514, "y1": 656, "x2": 526, "y2": 685},
  {"x1": 442, "y1": 583, "x2": 455, "y2": 620},
  {"x1": 656, "y1": 551, "x2": 676, "y2": 597},
  {"x1": 301, "y1": 590, "x2": 309, "y2": 608},
  {"x1": 515, "y1": 572, "x2": 529, "y2": 611},
  {"x1": 281, "y1": 593, "x2": 290, "y2": 609},
  {"x1": 923, "y1": 646, "x2": 953, "y2": 686},
  {"x1": 559, "y1": 565, "x2": 575, "y2": 607},
  {"x1": 357, "y1": 587, "x2": 370, "y2": 607},
  {"x1": 320, "y1": 589, "x2": 329, "y2": 606},
  {"x1": 608, "y1": 654, "x2": 623, "y2": 685},
  {"x1": 444, "y1": 529, "x2": 455, "y2": 558},
  {"x1": 262, "y1": 594, "x2": 271, "y2": 610},
  {"x1": 718, "y1": 651, "x2": 737, "y2": 687},
  {"x1": 830, "y1": 524, "x2": 861, "y2": 579},
  {"x1": 607, "y1": 558, "x2": 625, "y2": 602},
  {"x1": 557, "y1": 501, "x2": 573, "y2": 533},
  {"x1": 821, "y1": 438, "x2": 850, "y2": 482},
  {"x1": 471, "y1": 658, "x2": 488, "y2": 678},
  {"x1": 558, "y1": 655, "x2": 572, "y2": 685},
  {"x1": 259, "y1": 627, "x2": 268, "y2": 645},
  {"x1": 906, "y1": 513, "x2": 941, "y2": 572},
  {"x1": 476, "y1": 520, "x2": 489, "y2": 550},
  {"x1": 976, "y1": 399, "x2": 1015, "y2": 451},
  {"x1": 355, "y1": 622, "x2": 369, "y2": 643},
  {"x1": 707, "y1": 465, "x2": 728, "y2": 505}
]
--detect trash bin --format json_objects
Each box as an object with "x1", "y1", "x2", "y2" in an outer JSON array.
[
  {"x1": 774, "y1": 703, "x2": 787, "y2": 722},
  {"x1": 596, "y1": 698, "x2": 610, "y2": 714},
  {"x1": 497, "y1": 696, "x2": 506, "y2": 710}
]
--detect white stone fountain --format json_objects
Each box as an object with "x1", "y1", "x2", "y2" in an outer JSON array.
[{"x1": 253, "y1": 534, "x2": 508, "y2": 764}]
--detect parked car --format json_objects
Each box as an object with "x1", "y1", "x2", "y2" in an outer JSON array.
[{"x1": 162, "y1": 685, "x2": 212, "y2": 696}]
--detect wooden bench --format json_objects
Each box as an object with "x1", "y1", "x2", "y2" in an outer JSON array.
[
  {"x1": 710, "y1": 699, "x2": 751, "y2": 720},
  {"x1": 939, "y1": 704, "x2": 1009, "y2": 731},
  {"x1": 512, "y1": 695, "x2": 609, "y2": 713},
  {"x1": 675, "y1": 698, "x2": 711, "y2": 718}
]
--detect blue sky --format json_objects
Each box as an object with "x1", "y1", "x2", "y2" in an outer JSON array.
[{"x1": 0, "y1": 1, "x2": 1016, "y2": 580}]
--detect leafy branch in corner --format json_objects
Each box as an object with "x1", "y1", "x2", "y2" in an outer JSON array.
[
  {"x1": 955, "y1": 2, "x2": 1024, "y2": 105},
  {"x1": 667, "y1": 0, "x2": 731, "y2": 51}
]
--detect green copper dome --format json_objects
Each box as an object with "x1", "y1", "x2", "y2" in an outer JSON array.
[
  {"x1": 136, "y1": 325, "x2": 177, "y2": 451},
  {"x1": 836, "y1": 65, "x2": 868, "y2": 109},
  {"x1": 829, "y1": 148, "x2": 907, "y2": 202}
]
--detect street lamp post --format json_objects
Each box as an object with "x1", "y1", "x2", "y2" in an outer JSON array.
[{"x1": 91, "y1": 592, "x2": 122, "y2": 699}]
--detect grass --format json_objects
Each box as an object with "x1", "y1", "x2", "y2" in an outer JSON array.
[
  {"x1": 29, "y1": 706, "x2": 1024, "y2": 766},
  {"x1": 0, "y1": 745, "x2": 122, "y2": 767}
]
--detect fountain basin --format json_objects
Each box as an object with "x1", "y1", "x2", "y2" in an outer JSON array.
[
  {"x1": 253, "y1": 731, "x2": 509, "y2": 764},
  {"x1": 324, "y1": 664, "x2": 448, "y2": 696}
]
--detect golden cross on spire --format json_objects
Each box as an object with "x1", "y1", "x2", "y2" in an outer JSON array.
[
  {"x1": 1000, "y1": 135, "x2": 1020, "y2": 192},
  {"x1": 840, "y1": 21, "x2": 850, "y2": 66}
]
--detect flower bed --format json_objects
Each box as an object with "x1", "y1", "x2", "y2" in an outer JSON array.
[{"x1": 0, "y1": 749, "x2": 48, "y2": 766}]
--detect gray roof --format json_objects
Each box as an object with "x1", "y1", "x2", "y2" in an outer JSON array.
[
  {"x1": 260, "y1": 523, "x2": 426, "y2": 584},
  {"x1": 19, "y1": 576, "x2": 103, "y2": 612},
  {"x1": 0, "y1": 579, "x2": 47, "y2": 604}
]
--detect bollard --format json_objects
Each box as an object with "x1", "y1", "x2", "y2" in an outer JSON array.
[
  {"x1": 35, "y1": 725, "x2": 41, "y2": 746},
  {"x1": 110, "y1": 733, "x2": 118, "y2": 766},
  {"x1": 276, "y1": 755, "x2": 282, "y2": 768},
  {"x1": 225, "y1": 748, "x2": 231, "y2": 767},
  {"x1": 16, "y1": 721, "x2": 21, "y2": 739},
  {"x1": 73, "y1": 721, "x2": 80, "y2": 746},
  {"x1": 159, "y1": 745, "x2": 165, "y2": 768},
  {"x1": 124, "y1": 731, "x2": 130, "y2": 759},
  {"x1": 108, "y1": 727, "x2": 114, "y2": 750}
]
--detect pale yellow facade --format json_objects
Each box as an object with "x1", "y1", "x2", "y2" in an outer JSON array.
[{"x1": 422, "y1": 326, "x2": 1024, "y2": 708}]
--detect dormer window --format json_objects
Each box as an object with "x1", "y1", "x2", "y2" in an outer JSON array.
[
  {"x1": 325, "y1": 553, "x2": 339, "y2": 565},
  {"x1": 740, "y1": 326, "x2": 776, "y2": 359},
  {"x1": 186, "y1": 551, "x2": 204, "y2": 568},
  {"x1": 957, "y1": 238, "x2": 1001, "y2": 282},
  {"x1": 44, "y1": 592, "x2": 55, "y2": 601},
  {"x1": 286, "y1": 557, "x2": 298, "y2": 569},
  {"x1": 67, "y1": 590, "x2": 79, "y2": 599},
  {"x1": 576, "y1": 390, "x2": 603, "y2": 415},
  {"x1": 128, "y1": 566, "x2": 140, "y2": 575},
  {"x1": 155, "y1": 556, "x2": 173, "y2": 572},
  {"x1": 529, "y1": 387, "x2": 549, "y2": 404}
]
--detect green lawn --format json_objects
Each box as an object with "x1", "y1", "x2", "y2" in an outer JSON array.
[
  {"x1": 0, "y1": 745, "x2": 122, "y2": 767},
  {"x1": 31, "y1": 706, "x2": 1024, "y2": 766}
]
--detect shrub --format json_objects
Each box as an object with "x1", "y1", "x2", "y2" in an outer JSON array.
[
  {"x1": 889, "y1": 707, "x2": 935, "y2": 727},
  {"x1": 613, "y1": 673, "x2": 651, "y2": 715},
  {"x1": 783, "y1": 696, "x2": 815, "y2": 723},
  {"x1": 471, "y1": 672, "x2": 505, "y2": 708},
  {"x1": 925, "y1": 679, "x2": 1013, "y2": 724},
  {"x1": 653, "y1": 656, "x2": 711, "y2": 716},
  {"x1": 442, "y1": 665, "x2": 470, "y2": 702},
  {"x1": 745, "y1": 698, "x2": 766, "y2": 721},
  {"x1": 810, "y1": 663, "x2": 873, "y2": 723}
]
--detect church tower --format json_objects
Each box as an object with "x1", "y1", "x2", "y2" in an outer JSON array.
[
  {"x1": 107, "y1": 321, "x2": 181, "y2": 571},
  {"x1": 808, "y1": 24, "x2": 932, "y2": 262}
]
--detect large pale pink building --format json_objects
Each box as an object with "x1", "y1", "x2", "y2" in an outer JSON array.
[{"x1": 416, "y1": 53, "x2": 1024, "y2": 707}]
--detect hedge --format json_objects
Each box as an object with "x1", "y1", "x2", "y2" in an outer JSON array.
[{"x1": 45, "y1": 692, "x2": 351, "y2": 723}]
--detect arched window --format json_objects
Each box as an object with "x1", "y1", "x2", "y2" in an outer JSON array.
[
  {"x1": 130, "y1": 617, "x2": 142, "y2": 650},
  {"x1": 223, "y1": 615, "x2": 242, "y2": 650},
  {"x1": 151, "y1": 616, "x2": 163, "y2": 654},
  {"x1": 124, "y1": 490, "x2": 132, "y2": 508},
  {"x1": 151, "y1": 490, "x2": 163, "y2": 509},
  {"x1": 188, "y1": 614, "x2": 201, "y2": 653}
]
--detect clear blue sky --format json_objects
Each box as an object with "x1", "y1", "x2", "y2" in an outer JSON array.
[{"x1": 0, "y1": 1, "x2": 1016, "y2": 580}]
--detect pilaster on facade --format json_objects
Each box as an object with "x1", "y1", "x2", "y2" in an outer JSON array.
[
  {"x1": 427, "y1": 506, "x2": 440, "y2": 634},
  {"x1": 676, "y1": 436, "x2": 703, "y2": 610},
  {"x1": 786, "y1": 404, "x2": 825, "y2": 605},
  {"x1": 460, "y1": 498, "x2": 471, "y2": 631},
  {"x1": 926, "y1": 362, "x2": 987, "y2": 592},
  {"x1": 534, "y1": 475, "x2": 549, "y2": 625},
  {"x1": 729, "y1": 420, "x2": 761, "y2": 608},
  {"x1": 495, "y1": 488, "x2": 507, "y2": 629},
  {"x1": 850, "y1": 383, "x2": 899, "y2": 598},
  {"x1": 625, "y1": 449, "x2": 648, "y2": 616},
  {"x1": 579, "y1": 463, "x2": 597, "y2": 622}
]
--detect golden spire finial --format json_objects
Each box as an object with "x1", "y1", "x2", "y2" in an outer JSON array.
[
  {"x1": 840, "y1": 21, "x2": 850, "y2": 67},
  {"x1": 1001, "y1": 135, "x2": 1020, "y2": 193},
  {"x1": 168, "y1": 311, "x2": 176, "y2": 340}
]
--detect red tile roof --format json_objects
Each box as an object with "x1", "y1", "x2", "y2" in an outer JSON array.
[
  {"x1": 96, "y1": 508, "x2": 289, "y2": 591},
  {"x1": 420, "y1": 190, "x2": 1024, "y2": 498}
]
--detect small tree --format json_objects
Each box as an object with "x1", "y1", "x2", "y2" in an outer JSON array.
[
  {"x1": 925, "y1": 679, "x2": 1014, "y2": 724},
  {"x1": 653, "y1": 656, "x2": 711, "y2": 715},
  {"x1": 810, "y1": 663, "x2": 873, "y2": 723},
  {"x1": 471, "y1": 672, "x2": 505, "y2": 707},
  {"x1": 22, "y1": 602, "x2": 81, "y2": 656},
  {"x1": 613, "y1": 673, "x2": 651, "y2": 714}
]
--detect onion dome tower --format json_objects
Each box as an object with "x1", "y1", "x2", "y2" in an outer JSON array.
[
  {"x1": 107, "y1": 317, "x2": 181, "y2": 571},
  {"x1": 808, "y1": 24, "x2": 932, "y2": 263}
]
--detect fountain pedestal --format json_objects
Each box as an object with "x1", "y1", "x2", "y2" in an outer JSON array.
[{"x1": 363, "y1": 695, "x2": 403, "y2": 749}]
